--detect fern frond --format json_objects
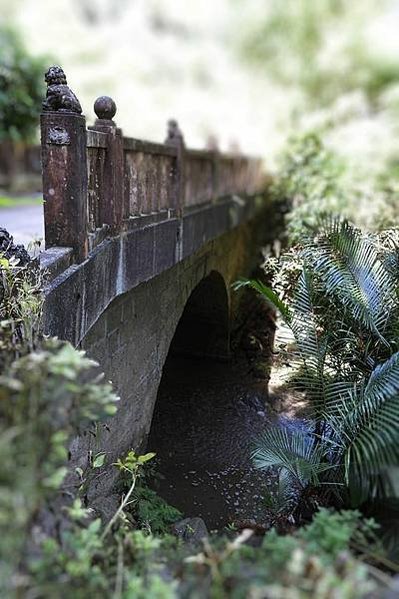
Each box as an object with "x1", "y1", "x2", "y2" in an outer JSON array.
[
  {"x1": 303, "y1": 219, "x2": 396, "y2": 342},
  {"x1": 330, "y1": 352, "x2": 399, "y2": 496},
  {"x1": 268, "y1": 469, "x2": 299, "y2": 515},
  {"x1": 290, "y1": 268, "x2": 329, "y2": 408},
  {"x1": 252, "y1": 427, "x2": 331, "y2": 488},
  {"x1": 233, "y1": 278, "x2": 291, "y2": 322}
]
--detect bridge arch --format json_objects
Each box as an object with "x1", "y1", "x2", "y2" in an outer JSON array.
[
  {"x1": 169, "y1": 270, "x2": 230, "y2": 362},
  {"x1": 147, "y1": 269, "x2": 230, "y2": 448},
  {"x1": 70, "y1": 225, "x2": 266, "y2": 510},
  {"x1": 147, "y1": 271, "x2": 235, "y2": 523}
]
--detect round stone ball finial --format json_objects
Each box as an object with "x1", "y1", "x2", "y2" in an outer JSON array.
[{"x1": 94, "y1": 96, "x2": 117, "y2": 122}]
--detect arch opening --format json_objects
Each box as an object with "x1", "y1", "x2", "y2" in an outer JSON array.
[
  {"x1": 147, "y1": 270, "x2": 270, "y2": 529},
  {"x1": 169, "y1": 270, "x2": 230, "y2": 361}
]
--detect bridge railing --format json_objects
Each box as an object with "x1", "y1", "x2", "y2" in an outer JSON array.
[
  {"x1": 123, "y1": 138, "x2": 178, "y2": 216},
  {"x1": 87, "y1": 130, "x2": 107, "y2": 233},
  {"x1": 40, "y1": 67, "x2": 265, "y2": 263}
]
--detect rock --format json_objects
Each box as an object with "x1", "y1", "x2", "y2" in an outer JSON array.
[
  {"x1": 0, "y1": 227, "x2": 30, "y2": 265},
  {"x1": 171, "y1": 517, "x2": 208, "y2": 546},
  {"x1": 90, "y1": 494, "x2": 120, "y2": 524}
]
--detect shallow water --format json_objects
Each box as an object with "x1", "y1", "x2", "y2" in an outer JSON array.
[{"x1": 147, "y1": 355, "x2": 279, "y2": 530}]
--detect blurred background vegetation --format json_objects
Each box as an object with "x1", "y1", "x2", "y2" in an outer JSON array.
[
  {"x1": 2, "y1": 1, "x2": 399, "y2": 226},
  {"x1": 1, "y1": 0, "x2": 398, "y2": 156}
]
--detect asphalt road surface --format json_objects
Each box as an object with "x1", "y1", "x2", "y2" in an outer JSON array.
[{"x1": 0, "y1": 204, "x2": 44, "y2": 249}]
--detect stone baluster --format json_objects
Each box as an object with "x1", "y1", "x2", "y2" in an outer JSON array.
[
  {"x1": 91, "y1": 96, "x2": 125, "y2": 231},
  {"x1": 206, "y1": 134, "x2": 220, "y2": 203},
  {"x1": 165, "y1": 119, "x2": 185, "y2": 214}
]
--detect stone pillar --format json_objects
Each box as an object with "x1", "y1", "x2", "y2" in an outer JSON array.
[
  {"x1": 40, "y1": 65, "x2": 88, "y2": 263},
  {"x1": 206, "y1": 135, "x2": 220, "y2": 203},
  {"x1": 165, "y1": 119, "x2": 185, "y2": 215},
  {"x1": 90, "y1": 96, "x2": 125, "y2": 232}
]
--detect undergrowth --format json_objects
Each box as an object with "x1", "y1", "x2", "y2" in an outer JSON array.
[{"x1": 0, "y1": 234, "x2": 390, "y2": 597}]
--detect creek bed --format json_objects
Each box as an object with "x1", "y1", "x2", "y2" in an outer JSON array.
[{"x1": 148, "y1": 355, "x2": 282, "y2": 530}]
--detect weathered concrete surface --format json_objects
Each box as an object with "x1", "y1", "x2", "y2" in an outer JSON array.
[{"x1": 43, "y1": 194, "x2": 265, "y2": 346}]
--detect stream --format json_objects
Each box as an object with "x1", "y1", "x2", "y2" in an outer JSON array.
[{"x1": 148, "y1": 354, "x2": 295, "y2": 530}]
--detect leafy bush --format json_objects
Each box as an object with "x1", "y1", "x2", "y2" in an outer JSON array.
[
  {"x1": 270, "y1": 132, "x2": 350, "y2": 243},
  {"x1": 267, "y1": 128, "x2": 399, "y2": 241},
  {"x1": 134, "y1": 484, "x2": 182, "y2": 535},
  {"x1": 0, "y1": 250, "x2": 41, "y2": 372},
  {"x1": 187, "y1": 508, "x2": 378, "y2": 598},
  {"x1": 244, "y1": 219, "x2": 399, "y2": 514},
  {"x1": 0, "y1": 26, "x2": 48, "y2": 142},
  {"x1": 239, "y1": 0, "x2": 399, "y2": 107},
  {"x1": 297, "y1": 508, "x2": 380, "y2": 562},
  {"x1": 40, "y1": 505, "x2": 373, "y2": 599},
  {"x1": 0, "y1": 340, "x2": 118, "y2": 597}
]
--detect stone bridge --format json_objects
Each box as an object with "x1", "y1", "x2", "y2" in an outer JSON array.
[{"x1": 39, "y1": 67, "x2": 275, "y2": 500}]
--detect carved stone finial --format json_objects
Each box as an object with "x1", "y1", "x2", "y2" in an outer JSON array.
[
  {"x1": 228, "y1": 139, "x2": 241, "y2": 155},
  {"x1": 42, "y1": 66, "x2": 82, "y2": 114},
  {"x1": 165, "y1": 118, "x2": 184, "y2": 146},
  {"x1": 206, "y1": 134, "x2": 219, "y2": 151},
  {"x1": 94, "y1": 96, "x2": 117, "y2": 123}
]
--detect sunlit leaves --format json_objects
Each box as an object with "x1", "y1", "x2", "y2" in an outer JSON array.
[{"x1": 251, "y1": 218, "x2": 399, "y2": 507}]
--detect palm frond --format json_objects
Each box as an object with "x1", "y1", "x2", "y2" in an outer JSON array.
[
  {"x1": 233, "y1": 278, "x2": 291, "y2": 322},
  {"x1": 303, "y1": 219, "x2": 397, "y2": 342},
  {"x1": 252, "y1": 427, "x2": 331, "y2": 488},
  {"x1": 244, "y1": 218, "x2": 399, "y2": 506},
  {"x1": 266, "y1": 469, "x2": 299, "y2": 516},
  {"x1": 290, "y1": 268, "x2": 330, "y2": 407},
  {"x1": 292, "y1": 269, "x2": 319, "y2": 343},
  {"x1": 329, "y1": 352, "x2": 399, "y2": 496}
]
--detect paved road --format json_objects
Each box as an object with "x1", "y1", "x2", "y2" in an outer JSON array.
[{"x1": 0, "y1": 204, "x2": 44, "y2": 248}]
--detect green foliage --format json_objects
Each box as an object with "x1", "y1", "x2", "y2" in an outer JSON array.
[
  {"x1": 249, "y1": 219, "x2": 399, "y2": 512},
  {"x1": 0, "y1": 195, "x2": 42, "y2": 208},
  {"x1": 233, "y1": 277, "x2": 291, "y2": 321},
  {"x1": 239, "y1": 0, "x2": 399, "y2": 107},
  {"x1": 0, "y1": 257, "x2": 42, "y2": 372},
  {"x1": 186, "y1": 509, "x2": 377, "y2": 598},
  {"x1": 100, "y1": 451, "x2": 160, "y2": 543},
  {"x1": 23, "y1": 501, "x2": 383, "y2": 598},
  {"x1": 253, "y1": 427, "x2": 331, "y2": 488},
  {"x1": 0, "y1": 339, "x2": 118, "y2": 597},
  {"x1": 116, "y1": 450, "x2": 156, "y2": 473},
  {"x1": 124, "y1": 573, "x2": 178, "y2": 599},
  {"x1": 298, "y1": 508, "x2": 380, "y2": 562},
  {"x1": 23, "y1": 451, "x2": 182, "y2": 598},
  {"x1": 267, "y1": 129, "x2": 399, "y2": 241},
  {"x1": 134, "y1": 485, "x2": 182, "y2": 534},
  {"x1": 240, "y1": 0, "x2": 341, "y2": 99},
  {"x1": 112, "y1": 450, "x2": 182, "y2": 535},
  {"x1": 271, "y1": 132, "x2": 350, "y2": 243},
  {"x1": 0, "y1": 26, "x2": 48, "y2": 142}
]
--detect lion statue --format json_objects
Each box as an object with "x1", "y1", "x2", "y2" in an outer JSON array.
[{"x1": 42, "y1": 66, "x2": 82, "y2": 114}]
